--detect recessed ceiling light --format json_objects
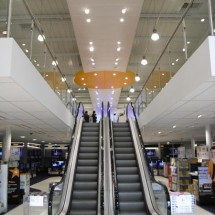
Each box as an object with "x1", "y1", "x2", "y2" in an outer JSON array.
[
  {"x1": 187, "y1": 41, "x2": 190, "y2": 44},
  {"x1": 117, "y1": 47, "x2": 121, "y2": 52},
  {"x1": 172, "y1": 62, "x2": 175, "y2": 66},
  {"x1": 115, "y1": 62, "x2": 118, "y2": 65},
  {"x1": 37, "y1": 34, "x2": 45, "y2": 42},
  {"x1": 201, "y1": 18, "x2": 205, "y2": 22},
  {"x1": 67, "y1": 89, "x2": 72, "y2": 93},
  {"x1": 120, "y1": 18, "x2": 124, "y2": 22},
  {"x1": 111, "y1": 86, "x2": 114, "y2": 89},
  {"x1": 176, "y1": 58, "x2": 179, "y2": 62},
  {"x1": 84, "y1": 8, "x2": 90, "y2": 14},
  {"x1": 89, "y1": 41, "x2": 93, "y2": 45},
  {"x1": 154, "y1": 85, "x2": 157, "y2": 88},
  {"x1": 22, "y1": 43, "x2": 26, "y2": 46},
  {"x1": 117, "y1": 41, "x2": 121, "y2": 45},
  {"x1": 34, "y1": 60, "x2": 37, "y2": 63},
  {"x1": 25, "y1": 49, "x2": 29, "y2": 53},
  {"x1": 198, "y1": 114, "x2": 202, "y2": 118},
  {"x1": 32, "y1": 139, "x2": 37, "y2": 141},
  {"x1": 83, "y1": 83, "x2": 86, "y2": 86},
  {"x1": 20, "y1": 136, "x2": 25, "y2": 138},
  {"x1": 37, "y1": 64, "x2": 39, "y2": 67},
  {"x1": 90, "y1": 58, "x2": 94, "y2": 62},
  {"x1": 173, "y1": 125, "x2": 176, "y2": 128},
  {"x1": 94, "y1": 73, "x2": 97, "y2": 76},
  {"x1": 89, "y1": 46, "x2": 94, "y2": 52},
  {"x1": 113, "y1": 73, "x2": 116, "y2": 76},
  {"x1": 158, "y1": 131, "x2": 161, "y2": 134},
  {"x1": 116, "y1": 58, "x2": 119, "y2": 61},
  {"x1": 81, "y1": 77, "x2": 84, "y2": 80},
  {"x1": 92, "y1": 62, "x2": 95, "y2": 65},
  {"x1": 52, "y1": 60, "x2": 58, "y2": 66},
  {"x1": 86, "y1": 18, "x2": 91, "y2": 23},
  {"x1": 95, "y1": 86, "x2": 98, "y2": 88},
  {"x1": 182, "y1": 48, "x2": 185, "y2": 52},
  {"x1": 125, "y1": 77, "x2": 128, "y2": 80},
  {"x1": 41, "y1": 140, "x2": 45, "y2": 143},
  {"x1": 2, "y1": 30, "x2": 7, "y2": 35},
  {"x1": 162, "y1": 73, "x2": 165, "y2": 76},
  {"x1": 121, "y1": 8, "x2": 127, "y2": 14},
  {"x1": 124, "y1": 82, "x2": 127, "y2": 85}
]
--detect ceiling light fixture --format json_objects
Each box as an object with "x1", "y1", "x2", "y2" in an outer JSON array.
[
  {"x1": 52, "y1": 60, "x2": 58, "y2": 66},
  {"x1": 90, "y1": 58, "x2": 94, "y2": 62},
  {"x1": 84, "y1": 8, "x2": 90, "y2": 14},
  {"x1": 117, "y1": 41, "x2": 121, "y2": 45},
  {"x1": 22, "y1": 43, "x2": 26, "y2": 46},
  {"x1": 135, "y1": 74, "x2": 140, "y2": 82},
  {"x1": 113, "y1": 73, "x2": 116, "y2": 76},
  {"x1": 61, "y1": 76, "x2": 66, "y2": 82},
  {"x1": 89, "y1": 46, "x2": 94, "y2": 52},
  {"x1": 86, "y1": 18, "x2": 91, "y2": 23},
  {"x1": 37, "y1": 34, "x2": 45, "y2": 42},
  {"x1": 151, "y1": 29, "x2": 159, "y2": 41},
  {"x1": 201, "y1": 18, "x2": 205, "y2": 22},
  {"x1": 197, "y1": 114, "x2": 202, "y2": 118},
  {"x1": 141, "y1": 56, "x2": 148, "y2": 65},
  {"x1": 94, "y1": 73, "x2": 97, "y2": 76},
  {"x1": 121, "y1": 8, "x2": 127, "y2": 14},
  {"x1": 130, "y1": 86, "x2": 135, "y2": 93},
  {"x1": 120, "y1": 18, "x2": 124, "y2": 22},
  {"x1": 67, "y1": 89, "x2": 72, "y2": 93},
  {"x1": 20, "y1": 136, "x2": 25, "y2": 138},
  {"x1": 126, "y1": 96, "x2": 131, "y2": 101},
  {"x1": 173, "y1": 125, "x2": 176, "y2": 128},
  {"x1": 2, "y1": 30, "x2": 7, "y2": 35},
  {"x1": 117, "y1": 47, "x2": 121, "y2": 52}
]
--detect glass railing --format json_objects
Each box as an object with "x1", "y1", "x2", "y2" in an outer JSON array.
[
  {"x1": 3, "y1": 0, "x2": 77, "y2": 116},
  {"x1": 48, "y1": 103, "x2": 84, "y2": 215},
  {"x1": 135, "y1": 0, "x2": 215, "y2": 116},
  {"x1": 126, "y1": 102, "x2": 171, "y2": 215}
]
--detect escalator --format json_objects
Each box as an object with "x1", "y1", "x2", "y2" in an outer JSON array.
[
  {"x1": 70, "y1": 122, "x2": 100, "y2": 215},
  {"x1": 113, "y1": 122, "x2": 147, "y2": 215}
]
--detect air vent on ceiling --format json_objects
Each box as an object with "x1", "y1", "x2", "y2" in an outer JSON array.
[{"x1": 178, "y1": 1, "x2": 203, "y2": 12}]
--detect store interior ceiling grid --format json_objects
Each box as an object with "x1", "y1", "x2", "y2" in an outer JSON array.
[{"x1": 0, "y1": 0, "x2": 215, "y2": 145}]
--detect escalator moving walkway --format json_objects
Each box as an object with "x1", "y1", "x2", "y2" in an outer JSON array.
[
  {"x1": 113, "y1": 122, "x2": 147, "y2": 215},
  {"x1": 70, "y1": 122, "x2": 99, "y2": 215}
]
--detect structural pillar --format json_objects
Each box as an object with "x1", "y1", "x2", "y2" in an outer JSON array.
[
  {"x1": 205, "y1": 125, "x2": 213, "y2": 149},
  {"x1": 2, "y1": 127, "x2": 12, "y2": 163},
  {"x1": 157, "y1": 143, "x2": 161, "y2": 159},
  {"x1": 191, "y1": 137, "x2": 196, "y2": 158}
]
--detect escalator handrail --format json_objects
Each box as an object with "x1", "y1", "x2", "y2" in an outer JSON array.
[
  {"x1": 48, "y1": 102, "x2": 84, "y2": 215},
  {"x1": 127, "y1": 102, "x2": 171, "y2": 214},
  {"x1": 97, "y1": 119, "x2": 103, "y2": 215},
  {"x1": 107, "y1": 102, "x2": 119, "y2": 214}
]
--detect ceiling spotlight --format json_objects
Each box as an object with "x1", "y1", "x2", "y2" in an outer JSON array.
[
  {"x1": 122, "y1": 8, "x2": 127, "y2": 14},
  {"x1": 135, "y1": 74, "x2": 140, "y2": 82},
  {"x1": 86, "y1": 18, "x2": 91, "y2": 23},
  {"x1": 151, "y1": 29, "x2": 159, "y2": 41},
  {"x1": 67, "y1": 89, "x2": 72, "y2": 93},
  {"x1": 90, "y1": 58, "x2": 94, "y2": 62},
  {"x1": 201, "y1": 18, "x2": 205, "y2": 22},
  {"x1": 197, "y1": 114, "x2": 202, "y2": 118},
  {"x1": 120, "y1": 18, "x2": 124, "y2": 22},
  {"x1": 117, "y1": 41, "x2": 121, "y2": 45},
  {"x1": 130, "y1": 86, "x2": 135, "y2": 93},
  {"x1": 117, "y1": 47, "x2": 121, "y2": 52},
  {"x1": 20, "y1": 136, "x2": 25, "y2": 139},
  {"x1": 173, "y1": 125, "x2": 176, "y2": 128},
  {"x1": 52, "y1": 60, "x2": 58, "y2": 66},
  {"x1": 94, "y1": 73, "x2": 97, "y2": 76},
  {"x1": 141, "y1": 56, "x2": 148, "y2": 65},
  {"x1": 89, "y1": 46, "x2": 94, "y2": 52},
  {"x1": 37, "y1": 34, "x2": 45, "y2": 42},
  {"x1": 84, "y1": 8, "x2": 90, "y2": 14},
  {"x1": 2, "y1": 30, "x2": 7, "y2": 35},
  {"x1": 126, "y1": 96, "x2": 131, "y2": 101},
  {"x1": 61, "y1": 76, "x2": 66, "y2": 82},
  {"x1": 115, "y1": 62, "x2": 118, "y2": 65},
  {"x1": 92, "y1": 62, "x2": 95, "y2": 65}
]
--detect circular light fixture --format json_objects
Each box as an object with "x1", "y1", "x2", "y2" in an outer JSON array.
[
  {"x1": 126, "y1": 96, "x2": 131, "y2": 101},
  {"x1": 84, "y1": 8, "x2": 90, "y2": 14},
  {"x1": 141, "y1": 56, "x2": 148, "y2": 65},
  {"x1": 151, "y1": 29, "x2": 159, "y2": 41},
  {"x1": 135, "y1": 74, "x2": 140, "y2": 82},
  {"x1": 130, "y1": 86, "x2": 135, "y2": 93}
]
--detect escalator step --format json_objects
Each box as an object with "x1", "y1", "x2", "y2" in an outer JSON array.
[
  {"x1": 113, "y1": 131, "x2": 131, "y2": 137},
  {"x1": 116, "y1": 167, "x2": 138, "y2": 174},
  {"x1": 80, "y1": 142, "x2": 98, "y2": 147},
  {"x1": 79, "y1": 147, "x2": 98, "y2": 153},
  {"x1": 115, "y1": 153, "x2": 136, "y2": 160},
  {"x1": 115, "y1": 142, "x2": 133, "y2": 148},
  {"x1": 81, "y1": 137, "x2": 99, "y2": 142},
  {"x1": 76, "y1": 166, "x2": 98, "y2": 173},
  {"x1": 75, "y1": 173, "x2": 98, "y2": 182},
  {"x1": 115, "y1": 147, "x2": 134, "y2": 154},
  {"x1": 117, "y1": 174, "x2": 140, "y2": 183},
  {"x1": 71, "y1": 200, "x2": 97, "y2": 210},
  {"x1": 82, "y1": 131, "x2": 99, "y2": 137},
  {"x1": 118, "y1": 182, "x2": 142, "y2": 191},
  {"x1": 73, "y1": 191, "x2": 97, "y2": 200},
  {"x1": 70, "y1": 210, "x2": 97, "y2": 215},
  {"x1": 77, "y1": 159, "x2": 98, "y2": 166},
  {"x1": 74, "y1": 182, "x2": 97, "y2": 190},
  {"x1": 119, "y1": 201, "x2": 145, "y2": 212},
  {"x1": 116, "y1": 160, "x2": 137, "y2": 167},
  {"x1": 118, "y1": 192, "x2": 144, "y2": 201},
  {"x1": 113, "y1": 127, "x2": 130, "y2": 132},
  {"x1": 79, "y1": 153, "x2": 98, "y2": 159},
  {"x1": 114, "y1": 137, "x2": 132, "y2": 142}
]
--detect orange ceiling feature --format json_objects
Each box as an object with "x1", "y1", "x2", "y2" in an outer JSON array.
[{"x1": 74, "y1": 70, "x2": 135, "y2": 89}]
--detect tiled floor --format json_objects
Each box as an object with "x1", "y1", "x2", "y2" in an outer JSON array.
[{"x1": 4, "y1": 176, "x2": 214, "y2": 215}]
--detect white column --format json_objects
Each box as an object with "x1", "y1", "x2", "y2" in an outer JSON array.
[
  {"x1": 157, "y1": 143, "x2": 161, "y2": 159},
  {"x1": 205, "y1": 125, "x2": 213, "y2": 149},
  {"x1": 2, "y1": 127, "x2": 12, "y2": 162},
  {"x1": 191, "y1": 137, "x2": 196, "y2": 158}
]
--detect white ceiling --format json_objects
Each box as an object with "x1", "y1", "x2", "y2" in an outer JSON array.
[{"x1": 0, "y1": 0, "x2": 215, "y2": 145}]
